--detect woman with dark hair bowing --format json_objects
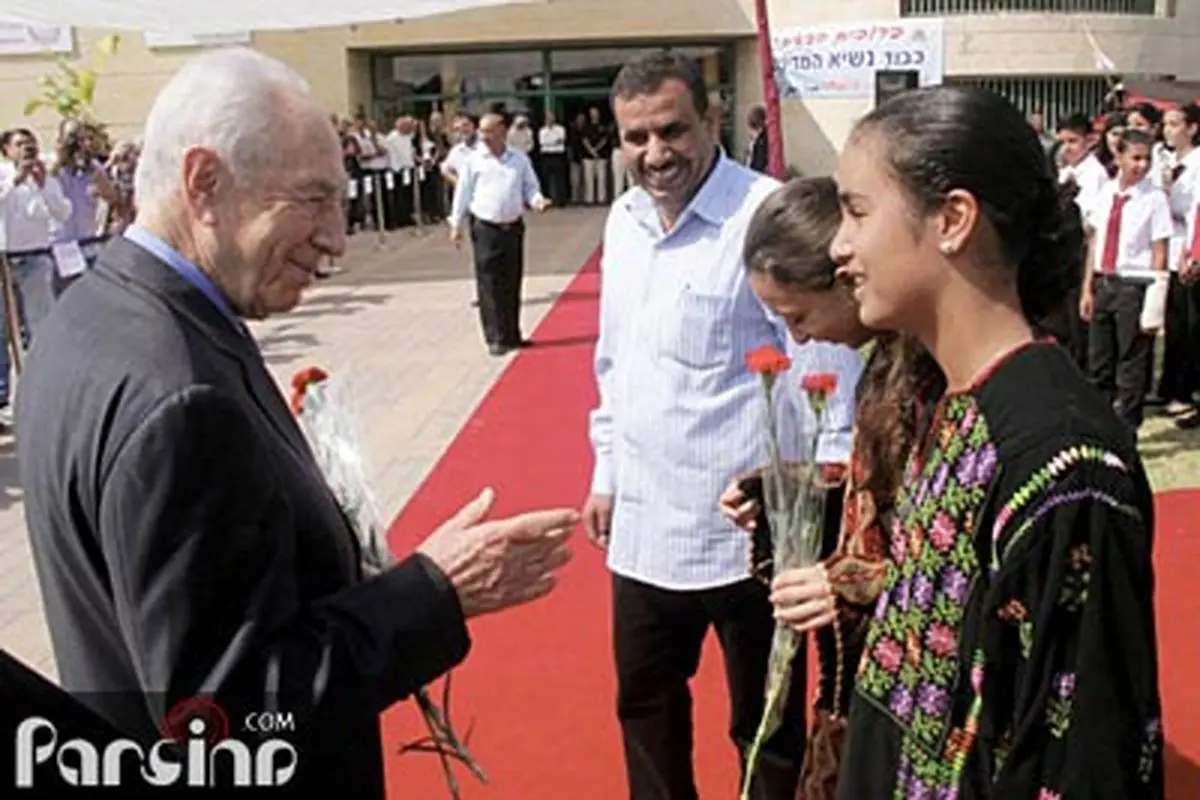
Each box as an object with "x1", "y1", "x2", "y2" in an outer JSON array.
[
  {"x1": 721, "y1": 176, "x2": 945, "y2": 799},
  {"x1": 819, "y1": 85, "x2": 1163, "y2": 799}
]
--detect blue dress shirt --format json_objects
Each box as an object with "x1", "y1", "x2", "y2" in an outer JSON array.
[{"x1": 123, "y1": 225, "x2": 244, "y2": 334}]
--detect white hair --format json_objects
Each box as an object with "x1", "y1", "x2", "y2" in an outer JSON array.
[{"x1": 134, "y1": 47, "x2": 313, "y2": 210}]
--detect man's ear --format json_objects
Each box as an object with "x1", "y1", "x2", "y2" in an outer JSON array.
[{"x1": 179, "y1": 147, "x2": 225, "y2": 226}]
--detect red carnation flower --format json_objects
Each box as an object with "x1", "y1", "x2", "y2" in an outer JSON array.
[
  {"x1": 745, "y1": 345, "x2": 792, "y2": 376},
  {"x1": 289, "y1": 366, "x2": 328, "y2": 416},
  {"x1": 801, "y1": 372, "x2": 838, "y2": 396}
]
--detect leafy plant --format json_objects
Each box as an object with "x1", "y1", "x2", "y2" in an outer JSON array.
[{"x1": 23, "y1": 33, "x2": 120, "y2": 122}]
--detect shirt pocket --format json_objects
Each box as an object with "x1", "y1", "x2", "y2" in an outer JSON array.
[{"x1": 657, "y1": 289, "x2": 733, "y2": 370}]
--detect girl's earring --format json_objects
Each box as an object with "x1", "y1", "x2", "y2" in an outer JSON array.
[{"x1": 940, "y1": 241, "x2": 954, "y2": 255}]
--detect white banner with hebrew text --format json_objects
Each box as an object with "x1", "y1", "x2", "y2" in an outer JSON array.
[{"x1": 772, "y1": 19, "x2": 945, "y2": 100}]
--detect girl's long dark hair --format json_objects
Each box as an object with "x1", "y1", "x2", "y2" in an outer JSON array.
[{"x1": 855, "y1": 334, "x2": 943, "y2": 512}]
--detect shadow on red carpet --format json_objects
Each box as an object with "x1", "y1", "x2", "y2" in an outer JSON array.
[
  {"x1": 381, "y1": 250, "x2": 743, "y2": 798},
  {"x1": 379, "y1": 249, "x2": 1200, "y2": 798}
]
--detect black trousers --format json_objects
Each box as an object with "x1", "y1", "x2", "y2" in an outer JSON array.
[
  {"x1": 383, "y1": 168, "x2": 415, "y2": 230},
  {"x1": 345, "y1": 171, "x2": 365, "y2": 233},
  {"x1": 1158, "y1": 272, "x2": 1200, "y2": 404},
  {"x1": 1089, "y1": 275, "x2": 1152, "y2": 429},
  {"x1": 469, "y1": 217, "x2": 525, "y2": 347},
  {"x1": 542, "y1": 153, "x2": 569, "y2": 207},
  {"x1": 420, "y1": 169, "x2": 445, "y2": 221},
  {"x1": 1064, "y1": 286, "x2": 1090, "y2": 372},
  {"x1": 613, "y1": 574, "x2": 805, "y2": 800}
]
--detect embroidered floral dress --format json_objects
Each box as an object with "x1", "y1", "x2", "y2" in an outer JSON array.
[{"x1": 836, "y1": 342, "x2": 1163, "y2": 799}]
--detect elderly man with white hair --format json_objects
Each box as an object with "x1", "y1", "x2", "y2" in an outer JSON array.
[{"x1": 15, "y1": 48, "x2": 575, "y2": 796}]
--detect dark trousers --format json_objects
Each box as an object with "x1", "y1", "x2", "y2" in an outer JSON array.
[
  {"x1": 613, "y1": 574, "x2": 805, "y2": 800},
  {"x1": 1064, "y1": 286, "x2": 1090, "y2": 372},
  {"x1": 1089, "y1": 275, "x2": 1152, "y2": 429},
  {"x1": 345, "y1": 171, "x2": 365, "y2": 233},
  {"x1": 384, "y1": 169, "x2": 415, "y2": 230},
  {"x1": 542, "y1": 153, "x2": 569, "y2": 207},
  {"x1": 1158, "y1": 272, "x2": 1200, "y2": 404},
  {"x1": 420, "y1": 170, "x2": 445, "y2": 221},
  {"x1": 469, "y1": 217, "x2": 525, "y2": 346}
]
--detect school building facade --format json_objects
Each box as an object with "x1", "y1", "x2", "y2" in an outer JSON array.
[{"x1": 0, "y1": 0, "x2": 1197, "y2": 175}]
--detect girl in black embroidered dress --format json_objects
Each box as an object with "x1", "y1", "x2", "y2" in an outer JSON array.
[{"x1": 827, "y1": 86, "x2": 1163, "y2": 799}]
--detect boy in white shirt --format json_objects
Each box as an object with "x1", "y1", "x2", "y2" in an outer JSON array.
[
  {"x1": 1056, "y1": 113, "x2": 1110, "y2": 212},
  {"x1": 1080, "y1": 128, "x2": 1173, "y2": 431},
  {"x1": 1056, "y1": 113, "x2": 1109, "y2": 368},
  {"x1": 1174, "y1": 160, "x2": 1200, "y2": 430}
]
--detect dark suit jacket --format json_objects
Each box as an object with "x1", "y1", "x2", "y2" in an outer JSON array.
[
  {"x1": 748, "y1": 130, "x2": 770, "y2": 174},
  {"x1": 15, "y1": 238, "x2": 471, "y2": 797}
]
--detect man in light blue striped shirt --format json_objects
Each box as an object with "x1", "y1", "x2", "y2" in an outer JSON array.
[{"x1": 583, "y1": 51, "x2": 858, "y2": 800}]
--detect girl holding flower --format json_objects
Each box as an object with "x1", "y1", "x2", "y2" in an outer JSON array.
[
  {"x1": 825, "y1": 85, "x2": 1161, "y2": 799},
  {"x1": 721, "y1": 176, "x2": 944, "y2": 799}
]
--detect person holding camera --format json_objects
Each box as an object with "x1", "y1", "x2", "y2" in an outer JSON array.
[
  {"x1": 0, "y1": 128, "x2": 72, "y2": 425},
  {"x1": 50, "y1": 121, "x2": 118, "y2": 294}
]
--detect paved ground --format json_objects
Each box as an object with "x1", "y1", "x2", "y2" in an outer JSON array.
[{"x1": 0, "y1": 206, "x2": 608, "y2": 680}]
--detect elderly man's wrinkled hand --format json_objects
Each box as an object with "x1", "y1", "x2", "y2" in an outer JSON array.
[{"x1": 418, "y1": 488, "x2": 577, "y2": 619}]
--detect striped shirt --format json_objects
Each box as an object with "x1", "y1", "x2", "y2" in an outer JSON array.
[{"x1": 588, "y1": 155, "x2": 860, "y2": 590}]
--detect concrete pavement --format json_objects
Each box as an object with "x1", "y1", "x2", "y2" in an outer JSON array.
[{"x1": 0, "y1": 206, "x2": 607, "y2": 680}]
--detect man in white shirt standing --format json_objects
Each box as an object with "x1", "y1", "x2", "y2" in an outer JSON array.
[
  {"x1": 384, "y1": 116, "x2": 417, "y2": 229},
  {"x1": 448, "y1": 113, "x2": 549, "y2": 356},
  {"x1": 1080, "y1": 127, "x2": 1173, "y2": 431},
  {"x1": 583, "y1": 51, "x2": 805, "y2": 799},
  {"x1": 0, "y1": 128, "x2": 71, "y2": 424},
  {"x1": 537, "y1": 110, "x2": 568, "y2": 207},
  {"x1": 441, "y1": 113, "x2": 478, "y2": 189}
]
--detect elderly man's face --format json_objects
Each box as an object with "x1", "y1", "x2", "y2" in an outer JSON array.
[{"x1": 192, "y1": 108, "x2": 347, "y2": 319}]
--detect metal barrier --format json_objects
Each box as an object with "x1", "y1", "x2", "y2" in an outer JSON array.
[
  {"x1": 0, "y1": 235, "x2": 112, "y2": 376},
  {"x1": 902, "y1": 0, "x2": 1156, "y2": 13}
]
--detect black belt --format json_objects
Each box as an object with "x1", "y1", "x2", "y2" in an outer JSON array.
[
  {"x1": 1093, "y1": 272, "x2": 1153, "y2": 284},
  {"x1": 472, "y1": 217, "x2": 523, "y2": 231},
  {"x1": 6, "y1": 234, "x2": 110, "y2": 259}
]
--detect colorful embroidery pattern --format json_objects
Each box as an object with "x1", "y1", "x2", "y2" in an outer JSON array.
[
  {"x1": 892, "y1": 649, "x2": 987, "y2": 799},
  {"x1": 1139, "y1": 718, "x2": 1162, "y2": 784},
  {"x1": 857, "y1": 395, "x2": 996, "y2": 769},
  {"x1": 989, "y1": 445, "x2": 1129, "y2": 573},
  {"x1": 1045, "y1": 671, "x2": 1075, "y2": 739}
]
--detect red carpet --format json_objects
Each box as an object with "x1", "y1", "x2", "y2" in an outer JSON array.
[
  {"x1": 382, "y1": 250, "x2": 744, "y2": 799},
  {"x1": 382, "y1": 251, "x2": 1200, "y2": 798},
  {"x1": 1154, "y1": 489, "x2": 1200, "y2": 799}
]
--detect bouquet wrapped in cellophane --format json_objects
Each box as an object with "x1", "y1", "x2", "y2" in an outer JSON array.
[
  {"x1": 290, "y1": 366, "x2": 487, "y2": 798},
  {"x1": 740, "y1": 346, "x2": 838, "y2": 800}
]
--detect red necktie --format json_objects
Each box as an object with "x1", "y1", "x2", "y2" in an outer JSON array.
[
  {"x1": 1099, "y1": 194, "x2": 1129, "y2": 275},
  {"x1": 1190, "y1": 206, "x2": 1200, "y2": 262}
]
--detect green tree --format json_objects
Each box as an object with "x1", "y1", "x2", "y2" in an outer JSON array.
[{"x1": 23, "y1": 34, "x2": 120, "y2": 123}]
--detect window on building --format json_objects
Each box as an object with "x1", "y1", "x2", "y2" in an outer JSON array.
[
  {"x1": 548, "y1": 45, "x2": 732, "y2": 95},
  {"x1": 374, "y1": 49, "x2": 542, "y2": 108},
  {"x1": 901, "y1": 0, "x2": 1156, "y2": 15},
  {"x1": 947, "y1": 75, "x2": 1115, "y2": 126}
]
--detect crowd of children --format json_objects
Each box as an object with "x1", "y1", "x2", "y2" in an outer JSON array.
[{"x1": 1055, "y1": 101, "x2": 1200, "y2": 432}]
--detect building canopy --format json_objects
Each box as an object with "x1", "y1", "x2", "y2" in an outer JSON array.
[{"x1": 0, "y1": 0, "x2": 532, "y2": 35}]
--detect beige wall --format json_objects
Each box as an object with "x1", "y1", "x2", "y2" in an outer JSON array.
[
  {"x1": 0, "y1": 0, "x2": 754, "y2": 146},
  {"x1": 758, "y1": 0, "x2": 1200, "y2": 176},
  {"x1": 4, "y1": 0, "x2": 1200, "y2": 176}
]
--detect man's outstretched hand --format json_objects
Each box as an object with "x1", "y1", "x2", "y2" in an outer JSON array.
[{"x1": 418, "y1": 488, "x2": 577, "y2": 618}]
